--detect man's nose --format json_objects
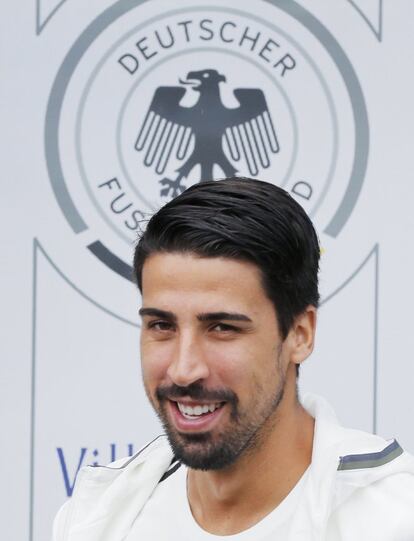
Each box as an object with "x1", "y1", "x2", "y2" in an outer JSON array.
[{"x1": 166, "y1": 333, "x2": 209, "y2": 387}]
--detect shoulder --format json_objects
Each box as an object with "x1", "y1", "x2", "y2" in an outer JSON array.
[
  {"x1": 328, "y1": 471, "x2": 414, "y2": 540},
  {"x1": 329, "y1": 446, "x2": 414, "y2": 540},
  {"x1": 52, "y1": 435, "x2": 173, "y2": 540}
]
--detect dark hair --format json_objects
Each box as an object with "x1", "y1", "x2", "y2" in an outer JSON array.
[{"x1": 134, "y1": 177, "x2": 320, "y2": 339}]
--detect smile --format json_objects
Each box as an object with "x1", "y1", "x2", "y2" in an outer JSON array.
[
  {"x1": 168, "y1": 400, "x2": 226, "y2": 432},
  {"x1": 177, "y1": 401, "x2": 223, "y2": 418}
]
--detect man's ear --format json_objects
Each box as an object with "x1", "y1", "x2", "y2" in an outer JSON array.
[{"x1": 288, "y1": 306, "x2": 317, "y2": 366}]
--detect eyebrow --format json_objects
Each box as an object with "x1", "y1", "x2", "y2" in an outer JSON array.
[
  {"x1": 139, "y1": 308, "x2": 177, "y2": 321},
  {"x1": 197, "y1": 312, "x2": 252, "y2": 323},
  {"x1": 139, "y1": 308, "x2": 252, "y2": 323}
]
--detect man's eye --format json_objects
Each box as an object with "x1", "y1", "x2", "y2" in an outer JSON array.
[
  {"x1": 211, "y1": 323, "x2": 239, "y2": 333},
  {"x1": 148, "y1": 320, "x2": 173, "y2": 331}
]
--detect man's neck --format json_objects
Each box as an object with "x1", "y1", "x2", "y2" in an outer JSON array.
[{"x1": 186, "y1": 385, "x2": 314, "y2": 536}]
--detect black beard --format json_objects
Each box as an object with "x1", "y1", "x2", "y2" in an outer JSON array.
[{"x1": 153, "y1": 375, "x2": 286, "y2": 471}]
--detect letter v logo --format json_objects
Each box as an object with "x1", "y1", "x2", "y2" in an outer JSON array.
[{"x1": 56, "y1": 447, "x2": 88, "y2": 497}]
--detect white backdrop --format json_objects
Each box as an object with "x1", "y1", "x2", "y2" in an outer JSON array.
[{"x1": 1, "y1": 1, "x2": 414, "y2": 539}]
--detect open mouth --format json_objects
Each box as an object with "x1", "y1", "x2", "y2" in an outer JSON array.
[
  {"x1": 177, "y1": 401, "x2": 224, "y2": 419},
  {"x1": 168, "y1": 400, "x2": 226, "y2": 431}
]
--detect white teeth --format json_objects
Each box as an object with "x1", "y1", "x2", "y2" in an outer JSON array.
[{"x1": 177, "y1": 402, "x2": 222, "y2": 417}]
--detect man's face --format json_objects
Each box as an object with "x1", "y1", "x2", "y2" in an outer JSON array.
[{"x1": 140, "y1": 252, "x2": 292, "y2": 470}]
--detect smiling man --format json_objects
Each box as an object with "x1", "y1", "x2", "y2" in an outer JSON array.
[
  {"x1": 138, "y1": 252, "x2": 314, "y2": 479},
  {"x1": 54, "y1": 178, "x2": 414, "y2": 540}
]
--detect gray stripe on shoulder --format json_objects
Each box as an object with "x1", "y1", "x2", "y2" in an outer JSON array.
[{"x1": 338, "y1": 439, "x2": 403, "y2": 471}]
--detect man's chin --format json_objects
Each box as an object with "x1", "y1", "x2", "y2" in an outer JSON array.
[
  {"x1": 166, "y1": 428, "x2": 213, "y2": 459},
  {"x1": 164, "y1": 429, "x2": 241, "y2": 471},
  {"x1": 156, "y1": 404, "x2": 243, "y2": 469},
  {"x1": 177, "y1": 431, "x2": 212, "y2": 444}
]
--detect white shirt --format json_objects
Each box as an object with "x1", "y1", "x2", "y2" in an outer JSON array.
[
  {"x1": 53, "y1": 395, "x2": 414, "y2": 541},
  {"x1": 126, "y1": 463, "x2": 309, "y2": 540}
]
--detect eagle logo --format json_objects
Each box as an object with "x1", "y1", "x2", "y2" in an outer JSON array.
[{"x1": 134, "y1": 68, "x2": 280, "y2": 198}]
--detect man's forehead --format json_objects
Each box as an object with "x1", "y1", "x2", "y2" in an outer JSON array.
[
  {"x1": 139, "y1": 252, "x2": 279, "y2": 327},
  {"x1": 142, "y1": 253, "x2": 261, "y2": 294}
]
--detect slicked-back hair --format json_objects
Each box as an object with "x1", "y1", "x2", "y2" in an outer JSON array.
[{"x1": 134, "y1": 177, "x2": 320, "y2": 340}]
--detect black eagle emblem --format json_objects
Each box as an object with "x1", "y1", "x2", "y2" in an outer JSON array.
[{"x1": 135, "y1": 68, "x2": 279, "y2": 198}]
